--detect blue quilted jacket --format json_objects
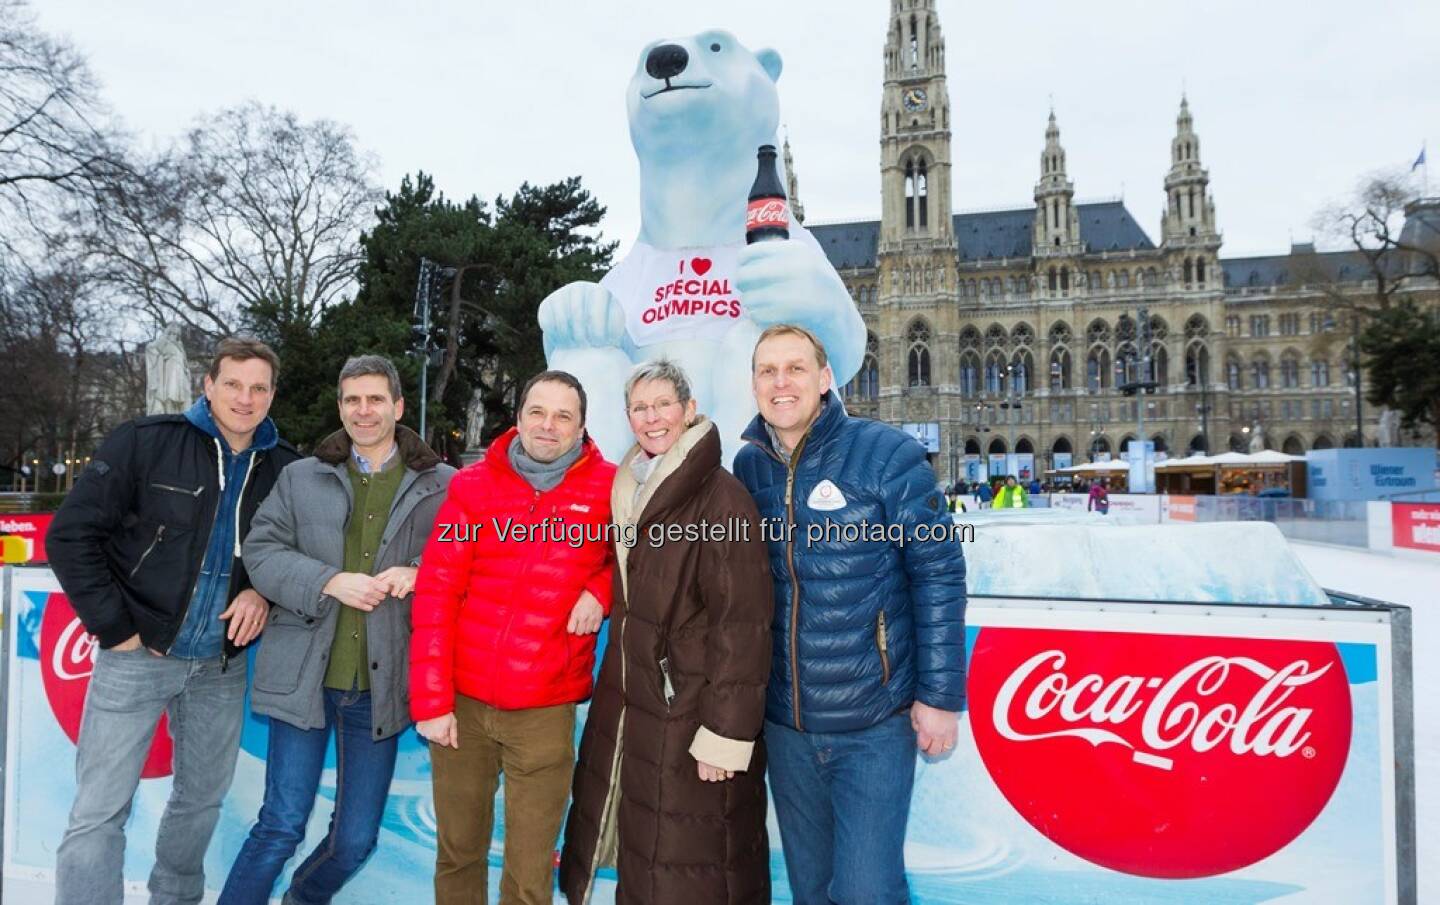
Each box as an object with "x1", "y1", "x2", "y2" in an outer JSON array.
[{"x1": 735, "y1": 393, "x2": 967, "y2": 734}]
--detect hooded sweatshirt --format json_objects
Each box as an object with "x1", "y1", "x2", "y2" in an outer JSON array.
[{"x1": 168, "y1": 397, "x2": 279, "y2": 659}]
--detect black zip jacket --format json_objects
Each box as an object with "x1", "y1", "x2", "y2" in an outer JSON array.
[{"x1": 47, "y1": 413, "x2": 300, "y2": 657}]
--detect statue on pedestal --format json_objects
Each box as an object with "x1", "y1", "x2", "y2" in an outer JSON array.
[
  {"x1": 145, "y1": 324, "x2": 191, "y2": 415},
  {"x1": 1248, "y1": 421, "x2": 1267, "y2": 453},
  {"x1": 465, "y1": 388, "x2": 486, "y2": 451},
  {"x1": 1377, "y1": 407, "x2": 1401, "y2": 447}
]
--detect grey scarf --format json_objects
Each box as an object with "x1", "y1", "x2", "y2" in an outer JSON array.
[{"x1": 509, "y1": 435, "x2": 584, "y2": 491}]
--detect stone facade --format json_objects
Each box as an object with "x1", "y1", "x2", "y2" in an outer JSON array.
[{"x1": 803, "y1": 0, "x2": 1439, "y2": 484}]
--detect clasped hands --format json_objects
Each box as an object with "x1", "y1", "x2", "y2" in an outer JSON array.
[{"x1": 323, "y1": 566, "x2": 419, "y2": 613}]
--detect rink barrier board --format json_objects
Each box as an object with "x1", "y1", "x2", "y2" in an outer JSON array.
[{"x1": 0, "y1": 566, "x2": 1419, "y2": 904}]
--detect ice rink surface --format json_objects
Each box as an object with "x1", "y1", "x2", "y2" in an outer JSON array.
[{"x1": 1287, "y1": 541, "x2": 1438, "y2": 904}]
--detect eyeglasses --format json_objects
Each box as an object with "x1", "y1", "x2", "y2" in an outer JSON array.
[{"x1": 628, "y1": 398, "x2": 682, "y2": 418}]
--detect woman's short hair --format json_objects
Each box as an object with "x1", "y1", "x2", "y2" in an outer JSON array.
[{"x1": 624, "y1": 359, "x2": 693, "y2": 408}]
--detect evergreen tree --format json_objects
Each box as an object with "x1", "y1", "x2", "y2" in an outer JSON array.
[
  {"x1": 1360, "y1": 301, "x2": 1440, "y2": 442},
  {"x1": 267, "y1": 172, "x2": 614, "y2": 458}
]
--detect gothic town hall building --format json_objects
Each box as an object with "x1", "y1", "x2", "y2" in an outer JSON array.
[{"x1": 804, "y1": 0, "x2": 1440, "y2": 485}]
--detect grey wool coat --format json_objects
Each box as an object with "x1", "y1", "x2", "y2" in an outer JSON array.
[{"x1": 242, "y1": 425, "x2": 454, "y2": 740}]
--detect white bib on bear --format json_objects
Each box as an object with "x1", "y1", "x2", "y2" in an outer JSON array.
[{"x1": 601, "y1": 241, "x2": 744, "y2": 347}]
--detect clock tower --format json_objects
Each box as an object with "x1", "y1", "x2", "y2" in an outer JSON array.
[{"x1": 879, "y1": 0, "x2": 953, "y2": 252}]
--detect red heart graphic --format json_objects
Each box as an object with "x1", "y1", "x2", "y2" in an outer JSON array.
[{"x1": 690, "y1": 257, "x2": 712, "y2": 276}]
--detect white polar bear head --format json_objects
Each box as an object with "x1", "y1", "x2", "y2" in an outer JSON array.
[{"x1": 627, "y1": 31, "x2": 782, "y2": 168}]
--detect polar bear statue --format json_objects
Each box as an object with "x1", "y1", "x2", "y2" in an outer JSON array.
[{"x1": 537, "y1": 30, "x2": 866, "y2": 465}]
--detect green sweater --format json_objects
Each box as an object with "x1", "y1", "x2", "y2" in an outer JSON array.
[{"x1": 324, "y1": 459, "x2": 405, "y2": 691}]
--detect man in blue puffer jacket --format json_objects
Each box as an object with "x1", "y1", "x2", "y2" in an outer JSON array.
[{"x1": 735, "y1": 324, "x2": 967, "y2": 905}]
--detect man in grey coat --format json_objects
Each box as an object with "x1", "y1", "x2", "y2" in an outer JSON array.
[{"x1": 218, "y1": 355, "x2": 455, "y2": 905}]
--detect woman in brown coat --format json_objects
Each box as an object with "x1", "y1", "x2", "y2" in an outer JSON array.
[{"x1": 559, "y1": 360, "x2": 774, "y2": 904}]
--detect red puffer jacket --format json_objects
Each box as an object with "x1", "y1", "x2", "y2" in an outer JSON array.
[{"x1": 410, "y1": 429, "x2": 616, "y2": 719}]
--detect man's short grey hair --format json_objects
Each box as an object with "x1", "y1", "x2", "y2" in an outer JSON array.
[
  {"x1": 624, "y1": 359, "x2": 692, "y2": 408},
  {"x1": 337, "y1": 355, "x2": 402, "y2": 401}
]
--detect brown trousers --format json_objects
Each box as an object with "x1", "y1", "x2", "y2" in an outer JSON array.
[{"x1": 431, "y1": 695, "x2": 577, "y2": 905}]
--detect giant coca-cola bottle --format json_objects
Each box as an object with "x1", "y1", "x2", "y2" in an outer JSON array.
[{"x1": 746, "y1": 144, "x2": 790, "y2": 243}]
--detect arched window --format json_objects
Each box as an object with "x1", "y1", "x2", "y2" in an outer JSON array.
[
  {"x1": 1012, "y1": 351, "x2": 1034, "y2": 395},
  {"x1": 1280, "y1": 354, "x2": 1301, "y2": 389},
  {"x1": 1227, "y1": 356, "x2": 1243, "y2": 390},
  {"x1": 1186, "y1": 343, "x2": 1210, "y2": 386},
  {"x1": 1086, "y1": 348, "x2": 1111, "y2": 392},
  {"x1": 985, "y1": 350, "x2": 1007, "y2": 395},
  {"x1": 960, "y1": 351, "x2": 981, "y2": 397},
  {"x1": 1116, "y1": 343, "x2": 1139, "y2": 386},
  {"x1": 1311, "y1": 360, "x2": 1330, "y2": 387},
  {"x1": 905, "y1": 153, "x2": 928, "y2": 230},
  {"x1": 1251, "y1": 357, "x2": 1271, "y2": 390},
  {"x1": 904, "y1": 159, "x2": 915, "y2": 229},
  {"x1": 1196, "y1": 258, "x2": 1207, "y2": 285},
  {"x1": 1049, "y1": 348, "x2": 1071, "y2": 390},
  {"x1": 852, "y1": 332, "x2": 880, "y2": 401},
  {"x1": 917, "y1": 158, "x2": 928, "y2": 228},
  {"x1": 1152, "y1": 344, "x2": 1169, "y2": 387},
  {"x1": 1184, "y1": 258, "x2": 1194, "y2": 284},
  {"x1": 906, "y1": 320, "x2": 931, "y2": 387},
  {"x1": 1282, "y1": 436, "x2": 1305, "y2": 456}
]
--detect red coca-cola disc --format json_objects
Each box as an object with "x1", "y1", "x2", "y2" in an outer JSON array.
[
  {"x1": 39, "y1": 592, "x2": 175, "y2": 779},
  {"x1": 968, "y1": 626, "x2": 1351, "y2": 878}
]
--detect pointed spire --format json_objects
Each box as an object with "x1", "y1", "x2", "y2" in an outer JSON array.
[
  {"x1": 1034, "y1": 106, "x2": 1079, "y2": 253},
  {"x1": 1177, "y1": 94, "x2": 1194, "y2": 133},
  {"x1": 1040, "y1": 108, "x2": 1067, "y2": 179},
  {"x1": 782, "y1": 129, "x2": 805, "y2": 224},
  {"x1": 1162, "y1": 95, "x2": 1218, "y2": 244}
]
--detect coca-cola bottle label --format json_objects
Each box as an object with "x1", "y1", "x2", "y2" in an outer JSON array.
[{"x1": 747, "y1": 197, "x2": 789, "y2": 233}]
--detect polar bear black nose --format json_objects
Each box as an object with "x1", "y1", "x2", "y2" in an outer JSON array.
[{"x1": 646, "y1": 44, "x2": 689, "y2": 80}]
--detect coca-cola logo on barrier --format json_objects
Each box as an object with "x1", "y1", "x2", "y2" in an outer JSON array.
[
  {"x1": 39, "y1": 593, "x2": 175, "y2": 778},
  {"x1": 968, "y1": 627, "x2": 1351, "y2": 878}
]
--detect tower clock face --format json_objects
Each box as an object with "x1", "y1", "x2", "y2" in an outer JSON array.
[{"x1": 903, "y1": 87, "x2": 928, "y2": 112}]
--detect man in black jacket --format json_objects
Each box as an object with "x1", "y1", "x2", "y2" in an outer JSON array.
[{"x1": 47, "y1": 337, "x2": 300, "y2": 905}]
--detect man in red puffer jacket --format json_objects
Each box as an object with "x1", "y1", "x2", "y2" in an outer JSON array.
[{"x1": 410, "y1": 370, "x2": 616, "y2": 905}]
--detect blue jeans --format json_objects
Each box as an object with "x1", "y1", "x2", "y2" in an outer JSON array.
[
  {"x1": 218, "y1": 689, "x2": 399, "y2": 905},
  {"x1": 766, "y1": 711, "x2": 918, "y2": 905},
  {"x1": 55, "y1": 648, "x2": 247, "y2": 905}
]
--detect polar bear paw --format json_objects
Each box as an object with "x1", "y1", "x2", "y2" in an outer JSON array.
[
  {"x1": 538, "y1": 281, "x2": 628, "y2": 355},
  {"x1": 736, "y1": 240, "x2": 836, "y2": 327}
]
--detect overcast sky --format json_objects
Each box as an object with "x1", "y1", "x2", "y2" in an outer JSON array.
[{"x1": 35, "y1": 0, "x2": 1439, "y2": 259}]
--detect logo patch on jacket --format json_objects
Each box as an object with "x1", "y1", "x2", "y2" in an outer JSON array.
[
  {"x1": 569, "y1": 503, "x2": 591, "y2": 513},
  {"x1": 806, "y1": 480, "x2": 847, "y2": 511}
]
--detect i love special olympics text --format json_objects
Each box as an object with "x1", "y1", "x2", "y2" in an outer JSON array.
[
  {"x1": 435, "y1": 517, "x2": 975, "y2": 549},
  {"x1": 643, "y1": 277, "x2": 742, "y2": 324}
]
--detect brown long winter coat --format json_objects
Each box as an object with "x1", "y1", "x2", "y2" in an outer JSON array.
[{"x1": 559, "y1": 419, "x2": 774, "y2": 904}]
